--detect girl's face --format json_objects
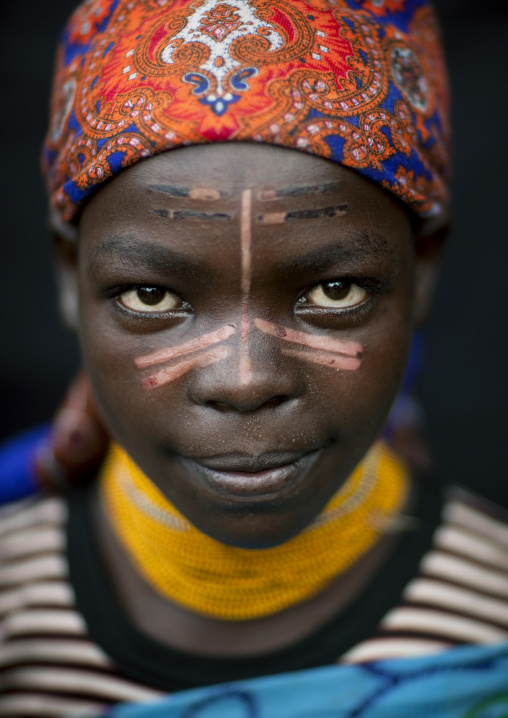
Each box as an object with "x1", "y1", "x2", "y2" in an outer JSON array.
[{"x1": 66, "y1": 143, "x2": 429, "y2": 548}]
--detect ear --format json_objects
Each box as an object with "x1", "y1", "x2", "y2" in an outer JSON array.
[
  {"x1": 50, "y1": 211, "x2": 80, "y2": 331},
  {"x1": 413, "y1": 218, "x2": 449, "y2": 326}
]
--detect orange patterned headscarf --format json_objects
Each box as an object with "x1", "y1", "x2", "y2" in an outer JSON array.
[{"x1": 43, "y1": 0, "x2": 450, "y2": 223}]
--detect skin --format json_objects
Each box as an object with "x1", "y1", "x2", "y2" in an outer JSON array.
[
  {"x1": 54, "y1": 142, "x2": 442, "y2": 653},
  {"x1": 56, "y1": 142, "x2": 441, "y2": 546},
  {"x1": 239, "y1": 188, "x2": 253, "y2": 386}
]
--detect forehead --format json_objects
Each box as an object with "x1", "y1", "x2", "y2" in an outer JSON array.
[
  {"x1": 83, "y1": 143, "x2": 407, "y2": 209},
  {"x1": 130, "y1": 143, "x2": 348, "y2": 188},
  {"x1": 79, "y1": 143, "x2": 413, "y2": 264}
]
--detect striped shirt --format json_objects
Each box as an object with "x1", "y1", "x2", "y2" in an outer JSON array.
[{"x1": 1, "y1": 485, "x2": 508, "y2": 716}]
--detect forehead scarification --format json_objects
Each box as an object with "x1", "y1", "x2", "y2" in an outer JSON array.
[
  {"x1": 259, "y1": 182, "x2": 344, "y2": 201},
  {"x1": 258, "y1": 205, "x2": 348, "y2": 225},
  {"x1": 153, "y1": 209, "x2": 233, "y2": 222},
  {"x1": 147, "y1": 184, "x2": 230, "y2": 201}
]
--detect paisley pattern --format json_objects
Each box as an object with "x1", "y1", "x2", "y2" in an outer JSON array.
[{"x1": 43, "y1": 0, "x2": 450, "y2": 223}]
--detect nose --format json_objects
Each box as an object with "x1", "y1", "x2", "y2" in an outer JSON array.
[{"x1": 188, "y1": 325, "x2": 303, "y2": 413}]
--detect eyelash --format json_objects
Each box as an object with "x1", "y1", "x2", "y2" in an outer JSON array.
[
  {"x1": 295, "y1": 277, "x2": 388, "y2": 328},
  {"x1": 106, "y1": 276, "x2": 384, "y2": 322},
  {"x1": 107, "y1": 285, "x2": 190, "y2": 318},
  {"x1": 296, "y1": 298, "x2": 375, "y2": 327},
  {"x1": 297, "y1": 277, "x2": 382, "y2": 306}
]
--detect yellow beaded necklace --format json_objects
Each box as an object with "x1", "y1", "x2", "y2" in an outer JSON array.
[{"x1": 101, "y1": 441, "x2": 409, "y2": 621}]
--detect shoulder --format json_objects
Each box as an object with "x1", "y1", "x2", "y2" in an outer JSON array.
[
  {"x1": 341, "y1": 483, "x2": 508, "y2": 663},
  {"x1": 434, "y1": 485, "x2": 508, "y2": 575},
  {"x1": 443, "y1": 485, "x2": 508, "y2": 534},
  {"x1": 0, "y1": 494, "x2": 70, "y2": 609},
  {"x1": 0, "y1": 492, "x2": 67, "y2": 539}
]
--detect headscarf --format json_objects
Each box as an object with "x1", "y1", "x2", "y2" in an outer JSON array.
[{"x1": 42, "y1": 0, "x2": 450, "y2": 224}]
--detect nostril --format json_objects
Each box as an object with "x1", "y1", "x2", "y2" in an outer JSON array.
[
  {"x1": 205, "y1": 400, "x2": 233, "y2": 413},
  {"x1": 263, "y1": 395, "x2": 289, "y2": 410},
  {"x1": 205, "y1": 395, "x2": 290, "y2": 413}
]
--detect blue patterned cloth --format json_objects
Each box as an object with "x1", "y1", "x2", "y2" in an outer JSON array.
[
  {"x1": 105, "y1": 643, "x2": 508, "y2": 718},
  {"x1": 0, "y1": 425, "x2": 49, "y2": 504}
]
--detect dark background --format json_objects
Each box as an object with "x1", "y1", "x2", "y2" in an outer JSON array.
[{"x1": 1, "y1": 1, "x2": 507, "y2": 504}]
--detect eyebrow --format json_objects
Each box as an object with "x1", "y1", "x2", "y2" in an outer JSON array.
[
  {"x1": 147, "y1": 184, "x2": 229, "y2": 200},
  {"x1": 258, "y1": 204, "x2": 347, "y2": 225},
  {"x1": 259, "y1": 182, "x2": 343, "y2": 201},
  {"x1": 89, "y1": 236, "x2": 206, "y2": 277},
  {"x1": 89, "y1": 229, "x2": 395, "y2": 279},
  {"x1": 278, "y1": 230, "x2": 396, "y2": 273}
]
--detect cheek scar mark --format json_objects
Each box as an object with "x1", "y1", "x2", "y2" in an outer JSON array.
[
  {"x1": 153, "y1": 209, "x2": 232, "y2": 222},
  {"x1": 147, "y1": 184, "x2": 229, "y2": 200},
  {"x1": 280, "y1": 347, "x2": 361, "y2": 372},
  {"x1": 142, "y1": 346, "x2": 230, "y2": 390},
  {"x1": 239, "y1": 188, "x2": 253, "y2": 386},
  {"x1": 258, "y1": 204, "x2": 348, "y2": 225},
  {"x1": 254, "y1": 319, "x2": 362, "y2": 372},
  {"x1": 135, "y1": 325, "x2": 236, "y2": 369}
]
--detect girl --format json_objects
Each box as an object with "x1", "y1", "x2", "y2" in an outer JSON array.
[{"x1": 1, "y1": 1, "x2": 507, "y2": 716}]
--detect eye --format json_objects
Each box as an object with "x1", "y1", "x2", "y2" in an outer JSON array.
[
  {"x1": 118, "y1": 287, "x2": 182, "y2": 313},
  {"x1": 303, "y1": 281, "x2": 369, "y2": 309}
]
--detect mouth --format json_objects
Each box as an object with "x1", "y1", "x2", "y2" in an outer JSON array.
[{"x1": 181, "y1": 449, "x2": 322, "y2": 500}]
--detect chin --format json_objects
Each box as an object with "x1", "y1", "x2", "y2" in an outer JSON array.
[{"x1": 186, "y1": 496, "x2": 318, "y2": 549}]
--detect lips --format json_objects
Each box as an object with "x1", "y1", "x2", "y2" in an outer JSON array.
[{"x1": 181, "y1": 449, "x2": 322, "y2": 500}]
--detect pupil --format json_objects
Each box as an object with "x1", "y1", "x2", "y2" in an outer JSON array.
[
  {"x1": 137, "y1": 287, "x2": 165, "y2": 305},
  {"x1": 323, "y1": 281, "x2": 350, "y2": 300}
]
